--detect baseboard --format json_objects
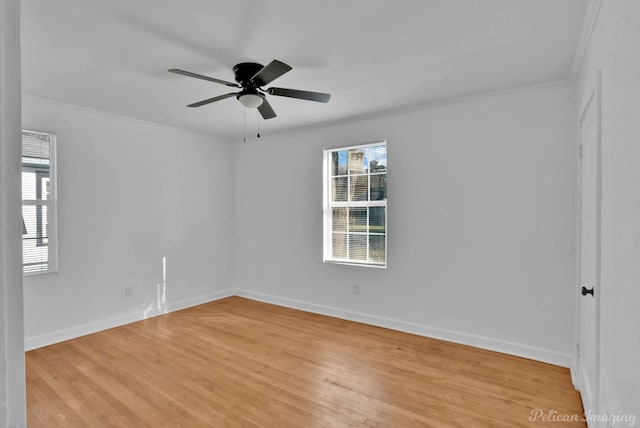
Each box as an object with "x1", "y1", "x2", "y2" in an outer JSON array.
[
  {"x1": 24, "y1": 288, "x2": 235, "y2": 351},
  {"x1": 25, "y1": 287, "x2": 573, "y2": 368},
  {"x1": 235, "y1": 289, "x2": 573, "y2": 368},
  {"x1": 571, "y1": 365, "x2": 581, "y2": 391},
  {"x1": 579, "y1": 365, "x2": 594, "y2": 414}
]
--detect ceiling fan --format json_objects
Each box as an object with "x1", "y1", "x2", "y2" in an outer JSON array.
[{"x1": 168, "y1": 60, "x2": 330, "y2": 120}]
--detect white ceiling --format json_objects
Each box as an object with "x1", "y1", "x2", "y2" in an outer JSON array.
[{"x1": 21, "y1": 0, "x2": 587, "y2": 139}]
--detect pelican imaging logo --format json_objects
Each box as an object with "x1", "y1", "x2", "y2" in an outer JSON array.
[{"x1": 529, "y1": 409, "x2": 636, "y2": 426}]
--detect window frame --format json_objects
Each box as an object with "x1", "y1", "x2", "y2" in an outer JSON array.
[
  {"x1": 323, "y1": 140, "x2": 387, "y2": 268},
  {"x1": 22, "y1": 130, "x2": 58, "y2": 276}
]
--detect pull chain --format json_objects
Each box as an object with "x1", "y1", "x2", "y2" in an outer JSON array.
[
  {"x1": 257, "y1": 111, "x2": 261, "y2": 138},
  {"x1": 243, "y1": 108, "x2": 246, "y2": 143}
]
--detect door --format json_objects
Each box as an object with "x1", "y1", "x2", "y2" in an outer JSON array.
[{"x1": 577, "y1": 72, "x2": 601, "y2": 418}]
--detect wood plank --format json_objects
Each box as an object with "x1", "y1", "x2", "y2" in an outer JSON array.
[{"x1": 26, "y1": 296, "x2": 585, "y2": 427}]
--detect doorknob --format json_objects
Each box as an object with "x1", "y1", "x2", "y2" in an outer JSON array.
[{"x1": 581, "y1": 286, "x2": 594, "y2": 297}]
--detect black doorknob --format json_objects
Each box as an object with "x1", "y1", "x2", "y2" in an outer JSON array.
[{"x1": 581, "y1": 286, "x2": 594, "y2": 297}]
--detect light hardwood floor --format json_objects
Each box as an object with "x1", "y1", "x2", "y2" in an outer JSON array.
[{"x1": 26, "y1": 296, "x2": 585, "y2": 427}]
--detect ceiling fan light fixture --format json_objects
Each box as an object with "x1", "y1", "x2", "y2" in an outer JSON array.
[{"x1": 238, "y1": 93, "x2": 264, "y2": 109}]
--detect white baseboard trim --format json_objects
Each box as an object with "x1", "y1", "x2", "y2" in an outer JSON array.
[
  {"x1": 571, "y1": 365, "x2": 581, "y2": 391},
  {"x1": 25, "y1": 288, "x2": 573, "y2": 368},
  {"x1": 24, "y1": 288, "x2": 235, "y2": 351},
  {"x1": 235, "y1": 289, "x2": 573, "y2": 368},
  {"x1": 579, "y1": 365, "x2": 595, "y2": 415}
]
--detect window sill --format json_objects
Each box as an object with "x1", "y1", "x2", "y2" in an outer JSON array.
[
  {"x1": 324, "y1": 259, "x2": 387, "y2": 269},
  {"x1": 23, "y1": 269, "x2": 58, "y2": 277}
]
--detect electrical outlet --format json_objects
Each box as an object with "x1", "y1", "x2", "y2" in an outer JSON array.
[
  {"x1": 352, "y1": 284, "x2": 360, "y2": 295},
  {"x1": 125, "y1": 286, "x2": 133, "y2": 297}
]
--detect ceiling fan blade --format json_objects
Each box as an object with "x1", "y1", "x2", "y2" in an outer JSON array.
[
  {"x1": 257, "y1": 97, "x2": 277, "y2": 119},
  {"x1": 267, "y1": 87, "x2": 331, "y2": 103},
  {"x1": 187, "y1": 93, "x2": 238, "y2": 107},
  {"x1": 169, "y1": 69, "x2": 240, "y2": 88},
  {"x1": 250, "y1": 60, "x2": 292, "y2": 87}
]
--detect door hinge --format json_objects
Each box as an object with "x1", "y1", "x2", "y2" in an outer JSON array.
[
  {"x1": 576, "y1": 342, "x2": 581, "y2": 358},
  {"x1": 578, "y1": 144, "x2": 583, "y2": 159}
]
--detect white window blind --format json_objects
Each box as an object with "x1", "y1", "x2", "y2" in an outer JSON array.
[
  {"x1": 323, "y1": 141, "x2": 387, "y2": 267},
  {"x1": 22, "y1": 130, "x2": 57, "y2": 275}
]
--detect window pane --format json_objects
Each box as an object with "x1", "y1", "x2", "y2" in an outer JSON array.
[
  {"x1": 40, "y1": 204, "x2": 49, "y2": 245},
  {"x1": 22, "y1": 167, "x2": 50, "y2": 202},
  {"x1": 332, "y1": 208, "x2": 347, "y2": 232},
  {"x1": 42, "y1": 176, "x2": 51, "y2": 201},
  {"x1": 369, "y1": 235, "x2": 386, "y2": 263},
  {"x1": 23, "y1": 205, "x2": 36, "y2": 238},
  {"x1": 332, "y1": 233, "x2": 347, "y2": 259},
  {"x1": 370, "y1": 174, "x2": 386, "y2": 201},
  {"x1": 369, "y1": 207, "x2": 385, "y2": 234},
  {"x1": 22, "y1": 131, "x2": 51, "y2": 161},
  {"x1": 22, "y1": 171, "x2": 37, "y2": 200},
  {"x1": 368, "y1": 145, "x2": 387, "y2": 173},
  {"x1": 331, "y1": 150, "x2": 348, "y2": 176},
  {"x1": 332, "y1": 177, "x2": 347, "y2": 201},
  {"x1": 349, "y1": 208, "x2": 367, "y2": 233},
  {"x1": 349, "y1": 234, "x2": 367, "y2": 261},
  {"x1": 22, "y1": 204, "x2": 49, "y2": 274},
  {"x1": 23, "y1": 204, "x2": 49, "y2": 244},
  {"x1": 348, "y1": 149, "x2": 367, "y2": 175},
  {"x1": 350, "y1": 175, "x2": 368, "y2": 202}
]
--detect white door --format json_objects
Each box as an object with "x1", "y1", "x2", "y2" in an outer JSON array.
[{"x1": 577, "y1": 74, "x2": 601, "y2": 419}]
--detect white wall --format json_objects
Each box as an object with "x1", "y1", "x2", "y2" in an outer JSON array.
[
  {"x1": 577, "y1": 0, "x2": 640, "y2": 420},
  {"x1": 0, "y1": 0, "x2": 27, "y2": 425},
  {"x1": 233, "y1": 83, "x2": 577, "y2": 366},
  {"x1": 22, "y1": 96, "x2": 235, "y2": 349}
]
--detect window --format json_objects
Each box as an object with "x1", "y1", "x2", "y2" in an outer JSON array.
[
  {"x1": 22, "y1": 130, "x2": 57, "y2": 275},
  {"x1": 323, "y1": 141, "x2": 387, "y2": 267}
]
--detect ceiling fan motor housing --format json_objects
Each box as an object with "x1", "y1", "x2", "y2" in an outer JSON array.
[{"x1": 233, "y1": 62, "x2": 264, "y2": 87}]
